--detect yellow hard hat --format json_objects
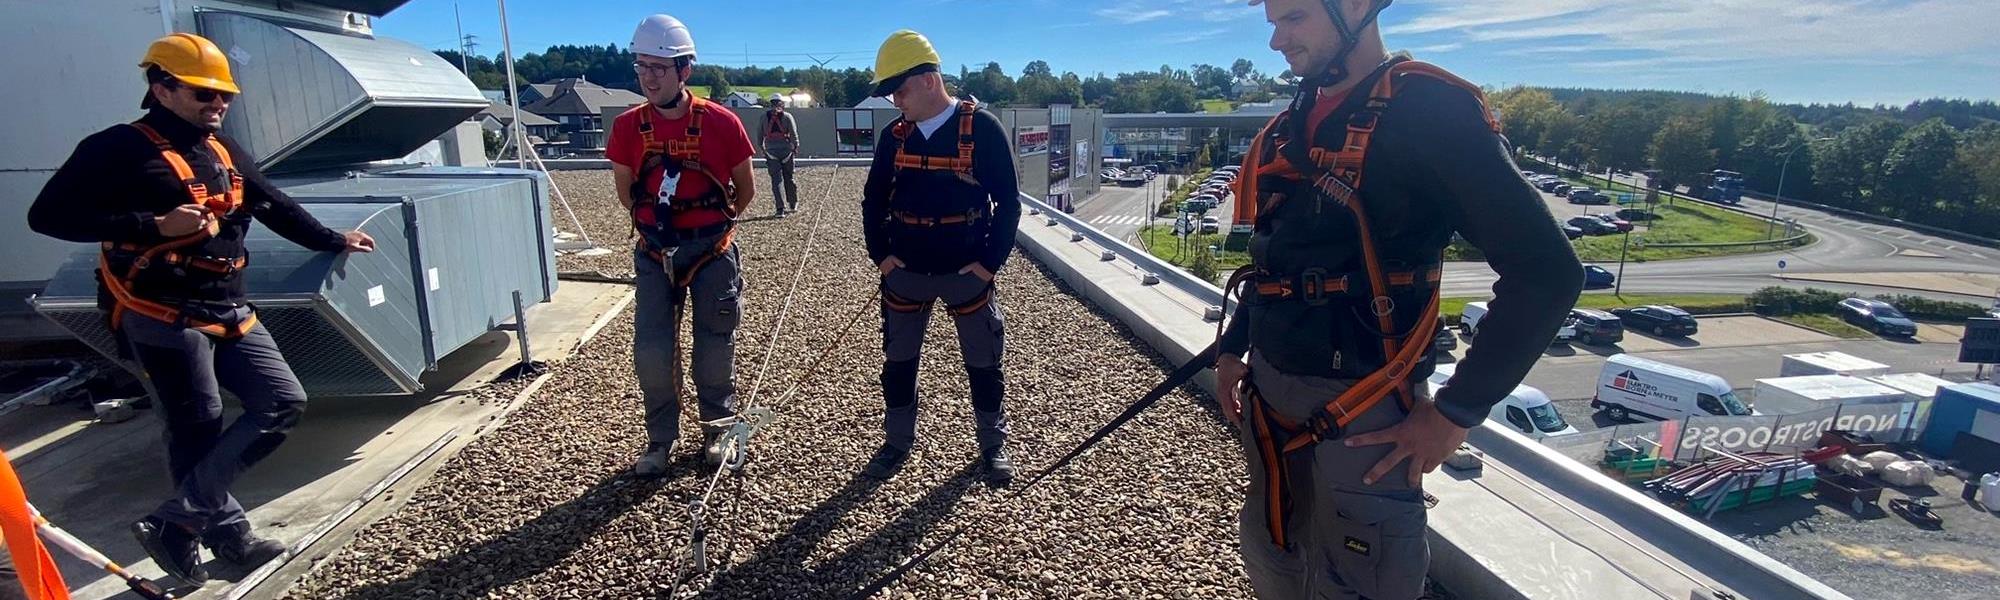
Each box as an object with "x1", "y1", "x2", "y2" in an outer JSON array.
[
  {"x1": 870, "y1": 30, "x2": 940, "y2": 97},
  {"x1": 139, "y1": 33, "x2": 240, "y2": 94}
]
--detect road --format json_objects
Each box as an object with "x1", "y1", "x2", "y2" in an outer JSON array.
[
  {"x1": 1444, "y1": 169, "x2": 2000, "y2": 303},
  {"x1": 1073, "y1": 174, "x2": 1240, "y2": 243}
]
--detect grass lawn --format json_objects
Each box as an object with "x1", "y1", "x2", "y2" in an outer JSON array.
[
  {"x1": 1774, "y1": 313, "x2": 1876, "y2": 339},
  {"x1": 687, "y1": 85, "x2": 793, "y2": 101},
  {"x1": 1200, "y1": 99, "x2": 1234, "y2": 113},
  {"x1": 1566, "y1": 198, "x2": 1808, "y2": 262},
  {"x1": 1441, "y1": 293, "x2": 1747, "y2": 322},
  {"x1": 1137, "y1": 225, "x2": 1250, "y2": 282}
]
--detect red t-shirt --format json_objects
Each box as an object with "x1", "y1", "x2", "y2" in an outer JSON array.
[{"x1": 607, "y1": 99, "x2": 754, "y2": 229}]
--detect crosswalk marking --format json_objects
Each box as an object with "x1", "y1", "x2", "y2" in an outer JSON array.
[{"x1": 1088, "y1": 215, "x2": 1150, "y2": 226}]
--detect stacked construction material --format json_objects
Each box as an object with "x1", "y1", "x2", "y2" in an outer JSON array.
[{"x1": 1646, "y1": 450, "x2": 1818, "y2": 518}]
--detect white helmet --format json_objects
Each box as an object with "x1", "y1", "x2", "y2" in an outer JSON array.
[
  {"x1": 630, "y1": 14, "x2": 696, "y2": 60},
  {"x1": 769, "y1": 92, "x2": 785, "y2": 102}
]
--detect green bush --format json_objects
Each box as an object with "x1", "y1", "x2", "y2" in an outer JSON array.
[
  {"x1": 1749, "y1": 287, "x2": 1990, "y2": 321},
  {"x1": 1748, "y1": 287, "x2": 1850, "y2": 316},
  {"x1": 1188, "y1": 238, "x2": 1220, "y2": 282},
  {"x1": 1875, "y1": 294, "x2": 1991, "y2": 321}
]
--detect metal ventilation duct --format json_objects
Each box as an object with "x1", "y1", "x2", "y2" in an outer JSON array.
[
  {"x1": 198, "y1": 11, "x2": 488, "y2": 173},
  {"x1": 32, "y1": 170, "x2": 555, "y2": 396},
  {"x1": 304, "y1": 1, "x2": 416, "y2": 16}
]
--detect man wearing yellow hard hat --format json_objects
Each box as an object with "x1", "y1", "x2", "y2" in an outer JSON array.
[
  {"x1": 28, "y1": 32, "x2": 376, "y2": 588},
  {"x1": 859, "y1": 30, "x2": 1022, "y2": 485}
]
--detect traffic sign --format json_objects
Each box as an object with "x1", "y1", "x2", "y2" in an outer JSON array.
[{"x1": 1778, "y1": 259, "x2": 1788, "y2": 270}]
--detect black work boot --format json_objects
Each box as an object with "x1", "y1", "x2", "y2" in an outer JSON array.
[
  {"x1": 203, "y1": 522, "x2": 286, "y2": 570},
  {"x1": 981, "y1": 445, "x2": 1017, "y2": 486},
  {"x1": 132, "y1": 516, "x2": 208, "y2": 586},
  {"x1": 862, "y1": 443, "x2": 911, "y2": 480}
]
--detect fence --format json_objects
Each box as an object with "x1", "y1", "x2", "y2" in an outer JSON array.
[{"x1": 1544, "y1": 400, "x2": 1927, "y2": 468}]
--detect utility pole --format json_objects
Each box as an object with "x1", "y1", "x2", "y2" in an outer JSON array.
[{"x1": 453, "y1": 1, "x2": 470, "y2": 74}]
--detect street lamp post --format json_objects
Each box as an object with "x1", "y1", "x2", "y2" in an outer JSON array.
[{"x1": 1768, "y1": 137, "x2": 1834, "y2": 240}]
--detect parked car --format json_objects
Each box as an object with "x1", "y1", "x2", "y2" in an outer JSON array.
[
  {"x1": 1560, "y1": 224, "x2": 1585, "y2": 240},
  {"x1": 1836, "y1": 298, "x2": 1918, "y2": 337},
  {"x1": 1433, "y1": 318, "x2": 1458, "y2": 352},
  {"x1": 1590, "y1": 214, "x2": 1633, "y2": 232},
  {"x1": 1988, "y1": 304, "x2": 2000, "y2": 319},
  {"x1": 1185, "y1": 195, "x2": 1219, "y2": 212},
  {"x1": 1427, "y1": 364, "x2": 1577, "y2": 439},
  {"x1": 1117, "y1": 172, "x2": 1148, "y2": 187},
  {"x1": 1612, "y1": 305, "x2": 1699, "y2": 337},
  {"x1": 1570, "y1": 308, "x2": 1625, "y2": 345},
  {"x1": 1565, "y1": 216, "x2": 1618, "y2": 236},
  {"x1": 1583, "y1": 264, "x2": 1616, "y2": 288},
  {"x1": 1216, "y1": 165, "x2": 1241, "y2": 174},
  {"x1": 1552, "y1": 183, "x2": 1573, "y2": 196},
  {"x1": 1464, "y1": 301, "x2": 1575, "y2": 344},
  {"x1": 1534, "y1": 178, "x2": 1562, "y2": 192},
  {"x1": 1568, "y1": 189, "x2": 1611, "y2": 205},
  {"x1": 1615, "y1": 208, "x2": 1659, "y2": 221}
]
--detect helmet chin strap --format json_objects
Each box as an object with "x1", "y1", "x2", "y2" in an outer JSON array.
[{"x1": 656, "y1": 62, "x2": 693, "y2": 109}]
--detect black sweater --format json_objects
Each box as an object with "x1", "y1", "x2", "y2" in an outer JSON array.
[
  {"x1": 28, "y1": 109, "x2": 347, "y2": 317},
  {"x1": 1220, "y1": 76, "x2": 1584, "y2": 429},
  {"x1": 862, "y1": 104, "x2": 1021, "y2": 275}
]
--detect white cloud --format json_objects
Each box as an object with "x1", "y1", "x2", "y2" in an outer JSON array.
[
  {"x1": 1159, "y1": 28, "x2": 1229, "y2": 45},
  {"x1": 1096, "y1": 8, "x2": 1174, "y2": 23},
  {"x1": 1395, "y1": 0, "x2": 2000, "y2": 69}
]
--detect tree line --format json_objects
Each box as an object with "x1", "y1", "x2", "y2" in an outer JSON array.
[
  {"x1": 435, "y1": 45, "x2": 1279, "y2": 112},
  {"x1": 1491, "y1": 88, "x2": 2000, "y2": 239}
]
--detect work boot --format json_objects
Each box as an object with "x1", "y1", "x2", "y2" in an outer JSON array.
[
  {"x1": 131, "y1": 516, "x2": 208, "y2": 586},
  {"x1": 634, "y1": 442, "x2": 673, "y2": 478},
  {"x1": 203, "y1": 523, "x2": 286, "y2": 569},
  {"x1": 981, "y1": 445, "x2": 1017, "y2": 486},
  {"x1": 862, "y1": 443, "x2": 911, "y2": 480}
]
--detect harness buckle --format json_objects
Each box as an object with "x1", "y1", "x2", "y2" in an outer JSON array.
[
  {"x1": 1371, "y1": 295, "x2": 1396, "y2": 317},
  {"x1": 1300, "y1": 267, "x2": 1331, "y2": 306},
  {"x1": 1306, "y1": 408, "x2": 1344, "y2": 442}
]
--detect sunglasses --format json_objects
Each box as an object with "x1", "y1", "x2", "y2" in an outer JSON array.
[{"x1": 190, "y1": 88, "x2": 236, "y2": 103}]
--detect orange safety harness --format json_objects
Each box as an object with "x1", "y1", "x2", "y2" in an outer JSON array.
[
  {"x1": 877, "y1": 100, "x2": 996, "y2": 315},
  {"x1": 99, "y1": 122, "x2": 257, "y2": 339},
  {"x1": 635, "y1": 97, "x2": 738, "y2": 287},
  {"x1": 1226, "y1": 60, "x2": 1497, "y2": 549},
  {"x1": 885, "y1": 100, "x2": 982, "y2": 226}
]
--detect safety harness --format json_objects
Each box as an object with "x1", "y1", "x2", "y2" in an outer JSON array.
[
  {"x1": 763, "y1": 108, "x2": 792, "y2": 142},
  {"x1": 878, "y1": 99, "x2": 995, "y2": 316},
  {"x1": 885, "y1": 99, "x2": 983, "y2": 226},
  {"x1": 1227, "y1": 59, "x2": 1496, "y2": 550},
  {"x1": 98, "y1": 122, "x2": 257, "y2": 339},
  {"x1": 633, "y1": 96, "x2": 737, "y2": 287}
]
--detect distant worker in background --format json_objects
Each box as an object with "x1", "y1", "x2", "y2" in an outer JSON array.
[
  {"x1": 27, "y1": 33, "x2": 377, "y2": 587},
  {"x1": 1214, "y1": 1, "x2": 1582, "y2": 598},
  {"x1": 760, "y1": 92, "x2": 801, "y2": 217},
  {"x1": 859, "y1": 30, "x2": 1023, "y2": 485},
  {"x1": 610, "y1": 14, "x2": 758, "y2": 478}
]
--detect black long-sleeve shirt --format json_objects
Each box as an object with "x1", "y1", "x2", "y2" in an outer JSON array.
[
  {"x1": 1220, "y1": 76, "x2": 1583, "y2": 428},
  {"x1": 862, "y1": 103, "x2": 1021, "y2": 275},
  {"x1": 29, "y1": 109, "x2": 347, "y2": 317}
]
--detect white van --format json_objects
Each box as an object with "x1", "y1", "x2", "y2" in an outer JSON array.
[
  {"x1": 1592, "y1": 354, "x2": 1751, "y2": 422},
  {"x1": 1461, "y1": 301, "x2": 1576, "y2": 343},
  {"x1": 1428, "y1": 364, "x2": 1579, "y2": 439}
]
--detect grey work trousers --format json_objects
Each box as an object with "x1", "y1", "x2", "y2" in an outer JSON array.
[
  {"x1": 1237, "y1": 352, "x2": 1431, "y2": 600},
  {"x1": 764, "y1": 145, "x2": 798, "y2": 213},
  {"x1": 879, "y1": 269, "x2": 1008, "y2": 451},
  {"x1": 633, "y1": 234, "x2": 742, "y2": 445},
  {"x1": 121, "y1": 307, "x2": 307, "y2": 538}
]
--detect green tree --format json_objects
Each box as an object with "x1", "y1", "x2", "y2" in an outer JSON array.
[
  {"x1": 1734, "y1": 116, "x2": 1811, "y2": 195},
  {"x1": 1583, "y1": 104, "x2": 1658, "y2": 172},
  {"x1": 1877, "y1": 118, "x2": 1965, "y2": 220},
  {"x1": 1811, "y1": 119, "x2": 1905, "y2": 208},
  {"x1": 1540, "y1": 111, "x2": 1589, "y2": 168},
  {"x1": 1648, "y1": 116, "x2": 1714, "y2": 191},
  {"x1": 1231, "y1": 58, "x2": 1256, "y2": 80},
  {"x1": 1490, "y1": 86, "x2": 1562, "y2": 155},
  {"x1": 962, "y1": 62, "x2": 1017, "y2": 106}
]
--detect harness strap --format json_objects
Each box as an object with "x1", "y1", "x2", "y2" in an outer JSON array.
[
  {"x1": 129, "y1": 123, "x2": 243, "y2": 219},
  {"x1": 636, "y1": 98, "x2": 736, "y2": 212},
  {"x1": 945, "y1": 283, "x2": 994, "y2": 316},
  {"x1": 880, "y1": 286, "x2": 933, "y2": 314},
  {"x1": 1251, "y1": 267, "x2": 1440, "y2": 302},
  {"x1": 889, "y1": 100, "x2": 979, "y2": 175},
  {"x1": 890, "y1": 210, "x2": 982, "y2": 227},
  {"x1": 644, "y1": 227, "x2": 737, "y2": 289}
]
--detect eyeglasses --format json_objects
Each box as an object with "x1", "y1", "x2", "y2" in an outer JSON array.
[
  {"x1": 633, "y1": 58, "x2": 690, "y2": 78},
  {"x1": 191, "y1": 89, "x2": 235, "y2": 103}
]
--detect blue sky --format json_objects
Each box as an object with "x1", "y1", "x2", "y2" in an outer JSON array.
[{"x1": 377, "y1": 0, "x2": 1999, "y2": 106}]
